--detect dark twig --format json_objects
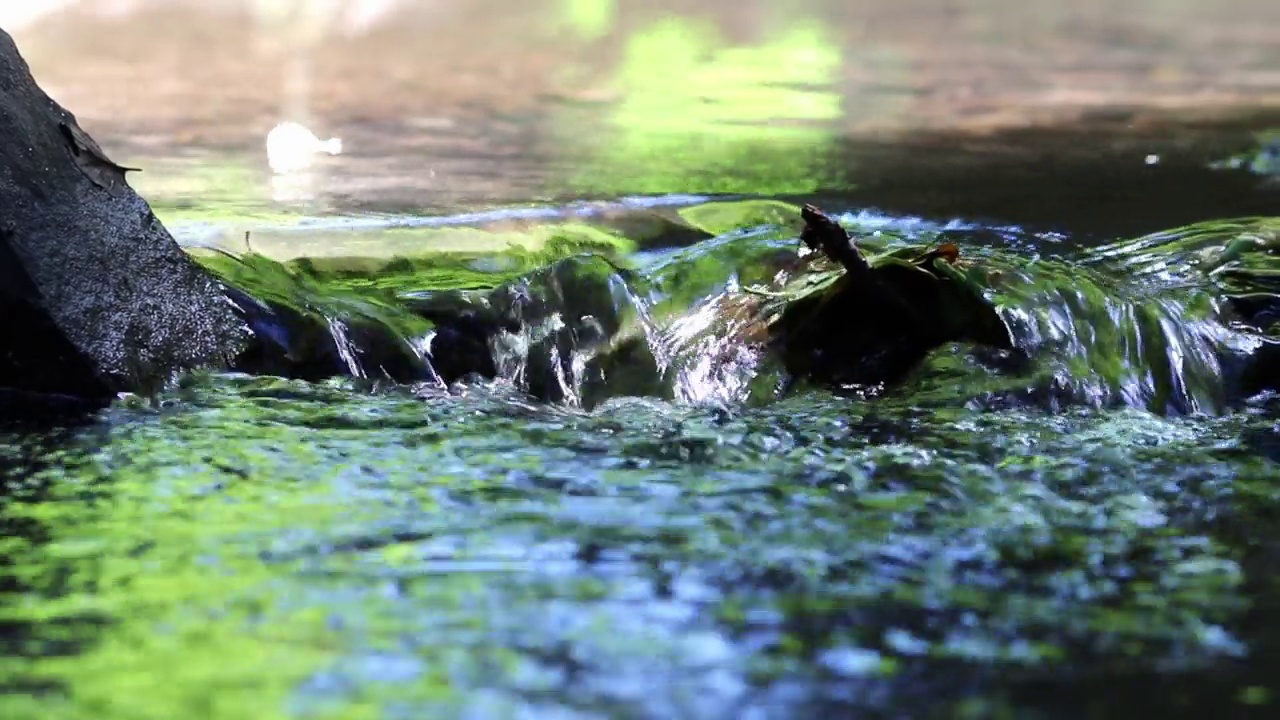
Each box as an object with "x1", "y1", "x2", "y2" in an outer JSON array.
[{"x1": 800, "y1": 204, "x2": 870, "y2": 276}]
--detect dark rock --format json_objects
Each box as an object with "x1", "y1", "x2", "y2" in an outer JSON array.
[
  {"x1": 0, "y1": 28, "x2": 248, "y2": 403},
  {"x1": 194, "y1": 253, "x2": 441, "y2": 385},
  {"x1": 422, "y1": 255, "x2": 636, "y2": 403},
  {"x1": 223, "y1": 285, "x2": 441, "y2": 385}
]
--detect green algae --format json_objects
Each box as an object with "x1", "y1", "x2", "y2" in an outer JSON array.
[
  {"x1": 197, "y1": 221, "x2": 635, "y2": 295},
  {"x1": 676, "y1": 200, "x2": 807, "y2": 238},
  {"x1": 189, "y1": 251, "x2": 436, "y2": 382},
  {"x1": 181, "y1": 216, "x2": 640, "y2": 267},
  {"x1": 2, "y1": 375, "x2": 1278, "y2": 719}
]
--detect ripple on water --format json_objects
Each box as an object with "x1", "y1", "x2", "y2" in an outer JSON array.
[{"x1": 7, "y1": 206, "x2": 1280, "y2": 719}]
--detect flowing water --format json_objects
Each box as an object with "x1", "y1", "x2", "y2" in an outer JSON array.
[{"x1": 4, "y1": 1, "x2": 1280, "y2": 719}]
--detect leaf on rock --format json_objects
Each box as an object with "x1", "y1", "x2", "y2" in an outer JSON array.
[{"x1": 59, "y1": 120, "x2": 140, "y2": 197}]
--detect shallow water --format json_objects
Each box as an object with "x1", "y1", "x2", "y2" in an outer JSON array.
[
  {"x1": 4, "y1": 1, "x2": 1280, "y2": 719},
  {"x1": 8, "y1": 204, "x2": 1280, "y2": 719},
  {"x1": 6, "y1": 373, "x2": 1280, "y2": 719}
]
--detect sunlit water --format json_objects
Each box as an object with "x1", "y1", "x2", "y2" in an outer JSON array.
[
  {"x1": 5, "y1": 363, "x2": 1280, "y2": 719},
  {"x1": 7, "y1": 200, "x2": 1280, "y2": 719},
  {"x1": 4, "y1": 1, "x2": 1280, "y2": 719}
]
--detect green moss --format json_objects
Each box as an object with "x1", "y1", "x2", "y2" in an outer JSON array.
[{"x1": 677, "y1": 200, "x2": 806, "y2": 237}]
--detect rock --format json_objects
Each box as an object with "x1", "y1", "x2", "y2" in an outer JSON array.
[
  {"x1": 0, "y1": 28, "x2": 248, "y2": 402},
  {"x1": 194, "y1": 253, "x2": 441, "y2": 385},
  {"x1": 420, "y1": 255, "x2": 637, "y2": 404}
]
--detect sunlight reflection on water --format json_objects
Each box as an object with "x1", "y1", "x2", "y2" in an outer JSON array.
[{"x1": 9, "y1": 0, "x2": 1278, "y2": 220}]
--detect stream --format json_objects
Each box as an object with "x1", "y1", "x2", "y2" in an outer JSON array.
[{"x1": 4, "y1": 1, "x2": 1280, "y2": 719}]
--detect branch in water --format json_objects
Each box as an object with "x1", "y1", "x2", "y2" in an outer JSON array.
[{"x1": 800, "y1": 204, "x2": 870, "y2": 275}]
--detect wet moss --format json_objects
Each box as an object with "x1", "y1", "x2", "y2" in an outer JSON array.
[
  {"x1": 193, "y1": 252, "x2": 438, "y2": 384},
  {"x1": 676, "y1": 200, "x2": 806, "y2": 238},
  {"x1": 2, "y1": 378, "x2": 1279, "y2": 719},
  {"x1": 191, "y1": 201, "x2": 1280, "y2": 415}
]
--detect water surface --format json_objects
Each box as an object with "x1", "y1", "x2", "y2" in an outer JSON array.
[{"x1": 3, "y1": 2, "x2": 1280, "y2": 719}]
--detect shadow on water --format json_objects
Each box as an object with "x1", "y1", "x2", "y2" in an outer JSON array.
[{"x1": 804, "y1": 110, "x2": 1280, "y2": 243}]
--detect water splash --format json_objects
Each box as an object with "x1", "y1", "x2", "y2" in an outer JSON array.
[
  {"x1": 326, "y1": 318, "x2": 366, "y2": 378},
  {"x1": 198, "y1": 202, "x2": 1280, "y2": 416}
]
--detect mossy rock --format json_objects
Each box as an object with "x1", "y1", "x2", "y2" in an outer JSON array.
[{"x1": 194, "y1": 251, "x2": 438, "y2": 384}]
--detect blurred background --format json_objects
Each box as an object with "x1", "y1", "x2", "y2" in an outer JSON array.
[{"x1": 5, "y1": 0, "x2": 1279, "y2": 218}]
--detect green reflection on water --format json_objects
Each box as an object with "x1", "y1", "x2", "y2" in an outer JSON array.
[
  {"x1": 559, "y1": 0, "x2": 617, "y2": 40},
  {"x1": 561, "y1": 17, "x2": 848, "y2": 196},
  {"x1": 0, "y1": 376, "x2": 1274, "y2": 719},
  {"x1": 129, "y1": 157, "x2": 286, "y2": 226}
]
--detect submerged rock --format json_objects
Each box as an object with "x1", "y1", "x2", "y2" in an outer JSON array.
[
  {"x1": 758, "y1": 204, "x2": 1016, "y2": 388},
  {"x1": 405, "y1": 205, "x2": 1017, "y2": 407},
  {"x1": 0, "y1": 29, "x2": 248, "y2": 403},
  {"x1": 196, "y1": 198, "x2": 1280, "y2": 416},
  {"x1": 192, "y1": 252, "x2": 440, "y2": 385}
]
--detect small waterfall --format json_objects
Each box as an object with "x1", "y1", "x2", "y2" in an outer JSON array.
[
  {"x1": 479, "y1": 257, "x2": 641, "y2": 408},
  {"x1": 470, "y1": 234, "x2": 799, "y2": 409},
  {"x1": 958, "y1": 219, "x2": 1280, "y2": 415},
  {"x1": 993, "y1": 282, "x2": 1233, "y2": 414},
  {"x1": 466, "y1": 227, "x2": 1261, "y2": 414},
  {"x1": 201, "y1": 202, "x2": 1280, "y2": 415},
  {"x1": 326, "y1": 318, "x2": 366, "y2": 378}
]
